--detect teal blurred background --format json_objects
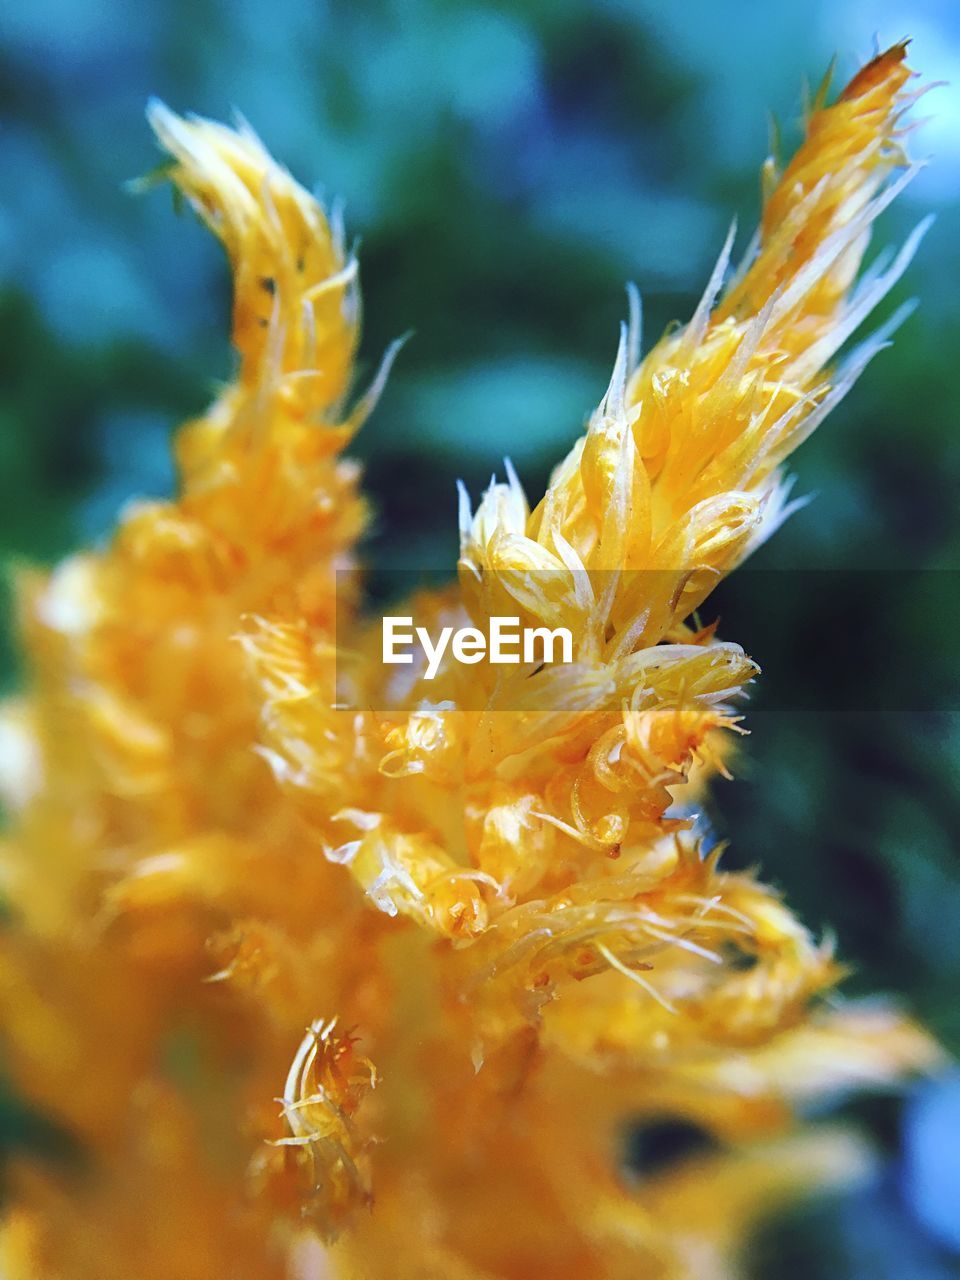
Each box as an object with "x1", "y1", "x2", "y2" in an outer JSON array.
[{"x1": 1, "y1": 0, "x2": 959, "y2": 1274}]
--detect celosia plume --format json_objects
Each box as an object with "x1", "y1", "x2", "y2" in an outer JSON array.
[{"x1": 0, "y1": 42, "x2": 942, "y2": 1280}]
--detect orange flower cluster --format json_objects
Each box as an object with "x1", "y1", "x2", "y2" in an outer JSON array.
[{"x1": 0, "y1": 44, "x2": 941, "y2": 1280}]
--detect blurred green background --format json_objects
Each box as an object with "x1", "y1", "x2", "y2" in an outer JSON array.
[{"x1": 1, "y1": 0, "x2": 959, "y2": 1274}]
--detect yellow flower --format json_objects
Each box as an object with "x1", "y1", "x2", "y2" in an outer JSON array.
[{"x1": 0, "y1": 42, "x2": 944, "y2": 1280}]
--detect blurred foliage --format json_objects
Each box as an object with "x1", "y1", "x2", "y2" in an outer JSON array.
[{"x1": 1, "y1": 0, "x2": 958, "y2": 1273}]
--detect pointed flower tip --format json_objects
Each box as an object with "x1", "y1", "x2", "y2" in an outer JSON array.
[
  {"x1": 145, "y1": 98, "x2": 189, "y2": 149},
  {"x1": 144, "y1": 95, "x2": 167, "y2": 125},
  {"x1": 126, "y1": 102, "x2": 181, "y2": 195},
  {"x1": 839, "y1": 39, "x2": 913, "y2": 102},
  {"x1": 347, "y1": 332, "x2": 411, "y2": 435},
  {"x1": 503, "y1": 456, "x2": 522, "y2": 493},
  {"x1": 456, "y1": 479, "x2": 473, "y2": 536}
]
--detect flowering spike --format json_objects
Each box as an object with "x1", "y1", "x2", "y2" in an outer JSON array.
[
  {"x1": 0, "y1": 44, "x2": 942, "y2": 1280},
  {"x1": 147, "y1": 100, "x2": 359, "y2": 419}
]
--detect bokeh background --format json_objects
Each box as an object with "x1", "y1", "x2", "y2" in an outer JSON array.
[{"x1": 1, "y1": 0, "x2": 958, "y2": 1274}]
